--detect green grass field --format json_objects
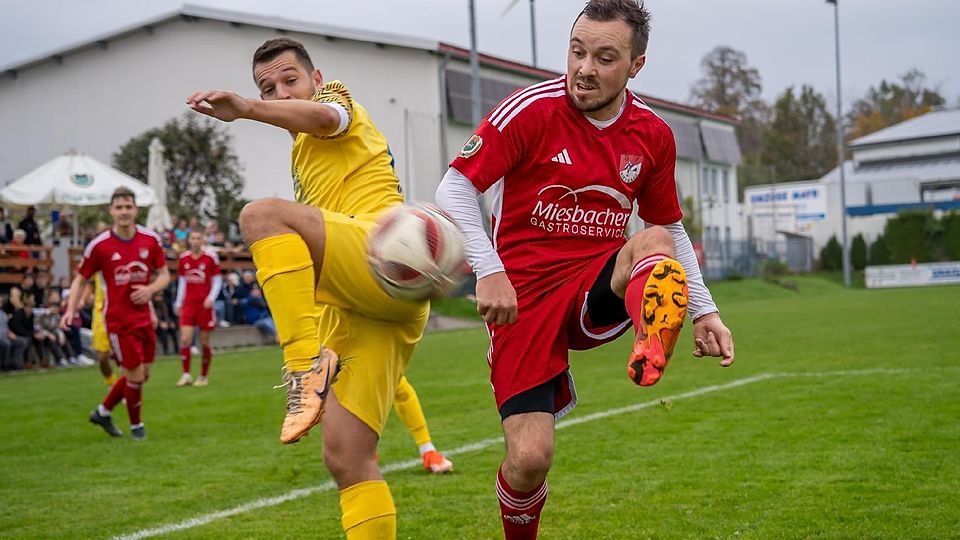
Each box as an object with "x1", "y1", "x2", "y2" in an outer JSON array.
[{"x1": 2, "y1": 277, "x2": 958, "y2": 539}]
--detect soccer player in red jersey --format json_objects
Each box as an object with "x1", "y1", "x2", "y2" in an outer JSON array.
[
  {"x1": 174, "y1": 229, "x2": 222, "y2": 387},
  {"x1": 436, "y1": 2, "x2": 736, "y2": 537},
  {"x1": 61, "y1": 187, "x2": 170, "y2": 440}
]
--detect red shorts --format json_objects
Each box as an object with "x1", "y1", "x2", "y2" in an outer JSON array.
[
  {"x1": 108, "y1": 325, "x2": 157, "y2": 370},
  {"x1": 180, "y1": 302, "x2": 216, "y2": 330},
  {"x1": 488, "y1": 250, "x2": 632, "y2": 418}
]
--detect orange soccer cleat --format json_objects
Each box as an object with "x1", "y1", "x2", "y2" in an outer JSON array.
[
  {"x1": 278, "y1": 347, "x2": 340, "y2": 444},
  {"x1": 627, "y1": 259, "x2": 688, "y2": 387},
  {"x1": 422, "y1": 450, "x2": 454, "y2": 474}
]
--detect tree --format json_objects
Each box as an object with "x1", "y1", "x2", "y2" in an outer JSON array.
[
  {"x1": 850, "y1": 233, "x2": 867, "y2": 270},
  {"x1": 689, "y1": 46, "x2": 770, "y2": 192},
  {"x1": 759, "y1": 85, "x2": 837, "y2": 182},
  {"x1": 113, "y1": 113, "x2": 246, "y2": 228},
  {"x1": 847, "y1": 69, "x2": 945, "y2": 140},
  {"x1": 820, "y1": 235, "x2": 842, "y2": 271},
  {"x1": 869, "y1": 235, "x2": 891, "y2": 266}
]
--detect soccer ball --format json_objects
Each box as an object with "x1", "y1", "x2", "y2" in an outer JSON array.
[{"x1": 367, "y1": 202, "x2": 470, "y2": 301}]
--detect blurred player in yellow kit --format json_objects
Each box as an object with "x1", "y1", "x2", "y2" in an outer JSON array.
[{"x1": 187, "y1": 37, "x2": 450, "y2": 538}]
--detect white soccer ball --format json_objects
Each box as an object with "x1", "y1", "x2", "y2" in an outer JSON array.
[{"x1": 367, "y1": 202, "x2": 470, "y2": 301}]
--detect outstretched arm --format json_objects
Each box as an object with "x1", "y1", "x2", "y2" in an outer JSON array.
[
  {"x1": 662, "y1": 222, "x2": 734, "y2": 366},
  {"x1": 186, "y1": 90, "x2": 344, "y2": 137}
]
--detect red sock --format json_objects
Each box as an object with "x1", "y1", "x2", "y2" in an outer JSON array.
[
  {"x1": 497, "y1": 466, "x2": 548, "y2": 540},
  {"x1": 201, "y1": 346, "x2": 212, "y2": 377},
  {"x1": 124, "y1": 380, "x2": 143, "y2": 426},
  {"x1": 180, "y1": 346, "x2": 191, "y2": 374},
  {"x1": 624, "y1": 254, "x2": 670, "y2": 335},
  {"x1": 102, "y1": 376, "x2": 127, "y2": 410}
]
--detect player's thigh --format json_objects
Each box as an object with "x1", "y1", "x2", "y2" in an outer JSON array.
[
  {"x1": 568, "y1": 248, "x2": 631, "y2": 350},
  {"x1": 316, "y1": 211, "x2": 428, "y2": 324},
  {"x1": 321, "y1": 307, "x2": 426, "y2": 436},
  {"x1": 109, "y1": 326, "x2": 154, "y2": 370}
]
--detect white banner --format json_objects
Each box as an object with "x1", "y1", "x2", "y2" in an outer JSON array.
[
  {"x1": 865, "y1": 261, "x2": 960, "y2": 288},
  {"x1": 745, "y1": 183, "x2": 827, "y2": 224}
]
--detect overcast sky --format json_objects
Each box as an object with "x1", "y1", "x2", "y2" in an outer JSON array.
[{"x1": 2, "y1": 0, "x2": 958, "y2": 111}]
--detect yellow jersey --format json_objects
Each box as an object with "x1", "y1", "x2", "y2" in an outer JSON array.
[
  {"x1": 290, "y1": 80, "x2": 403, "y2": 216},
  {"x1": 94, "y1": 273, "x2": 104, "y2": 312}
]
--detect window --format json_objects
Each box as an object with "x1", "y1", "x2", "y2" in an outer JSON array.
[
  {"x1": 711, "y1": 169, "x2": 719, "y2": 201},
  {"x1": 702, "y1": 167, "x2": 709, "y2": 197},
  {"x1": 722, "y1": 169, "x2": 730, "y2": 203}
]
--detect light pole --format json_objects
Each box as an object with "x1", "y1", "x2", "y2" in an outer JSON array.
[
  {"x1": 468, "y1": 0, "x2": 482, "y2": 127},
  {"x1": 827, "y1": 0, "x2": 851, "y2": 287}
]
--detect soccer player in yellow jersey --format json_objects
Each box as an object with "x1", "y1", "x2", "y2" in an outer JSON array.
[
  {"x1": 187, "y1": 38, "x2": 449, "y2": 538},
  {"x1": 85, "y1": 222, "x2": 116, "y2": 386}
]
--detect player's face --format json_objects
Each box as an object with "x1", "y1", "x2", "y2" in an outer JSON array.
[
  {"x1": 109, "y1": 196, "x2": 137, "y2": 228},
  {"x1": 567, "y1": 17, "x2": 646, "y2": 120},
  {"x1": 188, "y1": 231, "x2": 204, "y2": 252},
  {"x1": 254, "y1": 51, "x2": 323, "y2": 101}
]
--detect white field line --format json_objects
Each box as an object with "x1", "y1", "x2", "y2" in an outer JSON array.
[{"x1": 111, "y1": 367, "x2": 945, "y2": 540}]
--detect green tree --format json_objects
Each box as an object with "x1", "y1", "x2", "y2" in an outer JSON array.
[
  {"x1": 869, "y1": 235, "x2": 891, "y2": 265},
  {"x1": 883, "y1": 210, "x2": 936, "y2": 263},
  {"x1": 820, "y1": 235, "x2": 842, "y2": 271},
  {"x1": 850, "y1": 233, "x2": 867, "y2": 270},
  {"x1": 689, "y1": 46, "x2": 769, "y2": 166},
  {"x1": 759, "y1": 85, "x2": 837, "y2": 182},
  {"x1": 942, "y1": 212, "x2": 960, "y2": 260},
  {"x1": 113, "y1": 113, "x2": 246, "y2": 228},
  {"x1": 848, "y1": 69, "x2": 945, "y2": 140}
]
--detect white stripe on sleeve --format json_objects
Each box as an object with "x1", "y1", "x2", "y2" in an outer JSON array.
[{"x1": 435, "y1": 167, "x2": 505, "y2": 279}]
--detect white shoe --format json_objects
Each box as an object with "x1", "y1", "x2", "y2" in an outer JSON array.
[
  {"x1": 194, "y1": 376, "x2": 208, "y2": 387},
  {"x1": 176, "y1": 373, "x2": 193, "y2": 387},
  {"x1": 191, "y1": 346, "x2": 200, "y2": 355},
  {"x1": 77, "y1": 354, "x2": 96, "y2": 366},
  {"x1": 218, "y1": 320, "x2": 231, "y2": 328}
]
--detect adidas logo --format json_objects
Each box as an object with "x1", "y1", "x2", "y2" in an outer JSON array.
[
  {"x1": 111, "y1": 252, "x2": 122, "y2": 261},
  {"x1": 503, "y1": 513, "x2": 537, "y2": 525},
  {"x1": 550, "y1": 148, "x2": 572, "y2": 165}
]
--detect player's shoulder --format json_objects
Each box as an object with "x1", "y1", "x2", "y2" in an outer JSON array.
[
  {"x1": 486, "y1": 77, "x2": 566, "y2": 132},
  {"x1": 83, "y1": 229, "x2": 113, "y2": 257},
  {"x1": 135, "y1": 225, "x2": 163, "y2": 243},
  {"x1": 178, "y1": 250, "x2": 191, "y2": 260},
  {"x1": 627, "y1": 92, "x2": 673, "y2": 134},
  {"x1": 202, "y1": 246, "x2": 221, "y2": 263}
]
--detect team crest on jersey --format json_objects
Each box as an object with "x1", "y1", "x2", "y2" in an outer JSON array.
[
  {"x1": 618, "y1": 154, "x2": 643, "y2": 184},
  {"x1": 459, "y1": 134, "x2": 483, "y2": 158},
  {"x1": 139, "y1": 248, "x2": 149, "y2": 259}
]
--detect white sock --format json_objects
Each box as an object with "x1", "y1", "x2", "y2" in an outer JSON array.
[
  {"x1": 97, "y1": 404, "x2": 111, "y2": 417},
  {"x1": 131, "y1": 423, "x2": 144, "y2": 430},
  {"x1": 418, "y1": 442, "x2": 436, "y2": 456}
]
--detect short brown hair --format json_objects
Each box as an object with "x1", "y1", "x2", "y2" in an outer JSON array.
[
  {"x1": 252, "y1": 38, "x2": 315, "y2": 73},
  {"x1": 575, "y1": 0, "x2": 652, "y2": 58},
  {"x1": 110, "y1": 186, "x2": 136, "y2": 205}
]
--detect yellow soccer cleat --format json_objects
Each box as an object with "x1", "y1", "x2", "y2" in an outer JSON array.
[
  {"x1": 627, "y1": 259, "x2": 688, "y2": 387},
  {"x1": 279, "y1": 347, "x2": 340, "y2": 444}
]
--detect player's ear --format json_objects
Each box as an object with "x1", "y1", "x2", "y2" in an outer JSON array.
[
  {"x1": 312, "y1": 69, "x2": 324, "y2": 89},
  {"x1": 628, "y1": 54, "x2": 646, "y2": 79}
]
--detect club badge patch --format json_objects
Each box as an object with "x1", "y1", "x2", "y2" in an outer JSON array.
[
  {"x1": 619, "y1": 154, "x2": 643, "y2": 184},
  {"x1": 459, "y1": 134, "x2": 483, "y2": 158}
]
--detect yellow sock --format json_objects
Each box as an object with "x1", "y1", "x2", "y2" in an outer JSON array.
[
  {"x1": 104, "y1": 373, "x2": 116, "y2": 386},
  {"x1": 393, "y1": 376, "x2": 431, "y2": 447},
  {"x1": 249, "y1": 234, "x2": 320, "y2": 372},
  {"x1": 339, "y1": 480, "x2": 396, "y2": 540}
]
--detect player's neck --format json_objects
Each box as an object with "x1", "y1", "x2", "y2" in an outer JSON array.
[
  {"x1": 112, "y1": 224, "x2": 135, "y2": 240},
  {"x1": 190, "y1": 248, "x2": 202, "y2": 257},
  {"x1": 582, "y1": 88, "x2": 627, "y2": 122}
]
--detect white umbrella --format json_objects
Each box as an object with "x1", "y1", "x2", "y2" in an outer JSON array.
[
  {"x1": 0, "y1": 150, "x2": 156, "y2": 207},
  {"x1": 145, "y1": 138, "x2": 173, "y2": 233}
]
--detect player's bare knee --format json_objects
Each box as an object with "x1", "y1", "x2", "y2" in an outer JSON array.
[
  {"x1": 629, "y1": 225, "x2": 675, "y2": 260},
  {"x1": 239, "y1": 198, "x2": 284, "y2": 245}
]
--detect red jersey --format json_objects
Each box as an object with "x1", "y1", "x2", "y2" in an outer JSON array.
[
  {"x1": 78, "y1": 226, "x2": 167, "y2": 332},
  {"x1": 450, "y1": 77, "x2": 683, "y2": 299},
  {"x1": 177, "y1": 248, "x2": 221, "y2": 305}
]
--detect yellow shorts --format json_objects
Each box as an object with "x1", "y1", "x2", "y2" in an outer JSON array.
[
  {"x1": 316, "y1": 210, "x2": 430, "y2": 435},
  {"x1": 91, "y1": 308, "x2": 109, "y2": 353}
]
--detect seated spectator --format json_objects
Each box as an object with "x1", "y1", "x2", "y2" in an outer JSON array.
[
  {"x1": 8, "y1": 273, "x2": 37, "y2": 312},
  {"x1": 234, "y1": 270, "x2": 256, "y2": 324},
  {"x1": 204, "y1": 221, "x2": 221, "y2": 246},
  {"x1": 0, "y1": 307, "x2": 28, "y2": 371},
  {"x1": 32, "y1": 272, "x2": 50, "y2": 306},
  {"x1": 215, "y1": 272, "x2": 240, "y2": 326},
  {"x1": 244, "y1": 287, "x2": 277, "y2": 343},
  {"x1": 36, "y1": 293, "x2": 75, "y2": 366},
  {"x1": 173, "y1": 218, "x2": 190, "y2": 244},
  {"x1": 9, "y1": 300, "x2": 47, "y2": 368},
  {"x1": 7, "y1": 229, "x2": 30, "y2": 259}
]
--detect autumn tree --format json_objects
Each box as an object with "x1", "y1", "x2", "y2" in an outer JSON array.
[{"x1": 847, "y1": 68, "x2": 945, "y2": 140}]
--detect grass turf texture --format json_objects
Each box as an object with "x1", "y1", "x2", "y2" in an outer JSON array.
[{"x1": 1, "y1": 276, "x2": 958, "y2": 539}]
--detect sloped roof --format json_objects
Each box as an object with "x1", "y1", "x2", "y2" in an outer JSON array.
[{"x1": 850, "y1": 108, "x2": 960, "y2": 147}]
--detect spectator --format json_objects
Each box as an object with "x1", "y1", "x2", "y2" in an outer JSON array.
[
  {"x1": 18, "y1": 206, "x2": 42, "y2": 246},
  {"x1": 215, "y1": 271, "x2": 240, "y2": 326},
  {"x1": 234, "y1": 270, "x2": 256, "y2": 323},
  {"x1": 57, "y1": 276, "x2": 72, "y2": 301},
  {"x1": 204, "y1": 221, "x2": 221, "y2": 246},
  {"x1": 1, "y1": 292, "x2": 13, "y2": 316},
  {"x1": 7, "y1": 229, "x2": 30, "y2": 260},
  {"x1": 173, "y1": 218, "x2": 190, "y2": 243},
  {"x1": 9, "y1": 273, "x2": 36, "y2": 311},
  {"x1": 32, "y1": 272, "x2": 50, "y2": 305},
  {"x1": 36, "y1": 293, "x2": 75, "y2": 366},
  {"x1": 152, "y1": 291, "x2": 179, "y2": 356},
  {"x1": 244, "y1": 287, "x2": 276, "y2": 342},
  {"x1": 0, "y1": 308, "x2": 28, "y2": 371},
  {"x1": 9, "y1": 300, "x2": 46, "y2": 368},
  {"x1": 0, "y1": 208, "x2": 13, "y2": 244}
]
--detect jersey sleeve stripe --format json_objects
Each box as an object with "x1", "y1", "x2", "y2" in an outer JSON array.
[
  {"x1": 82, "y1": 230, "x2": 111, "y2": 258},
  {"x1": 488, "y1": 77, "x2": 564, "y2": 121},
  {"x1": 494, "y1": 90, "x2": 566, "y2": 131},
  {"x1": 490, "y1": 81, "x2": 564, "y2": 128}
]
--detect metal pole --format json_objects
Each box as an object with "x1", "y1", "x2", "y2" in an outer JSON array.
[
  {"x1": 830, "y1": 0, "x2": 851, "y2": 287},
  {"x1": 468, "y1": 0, "x2": 482, "y2": 127},
  {"x1": 529, "y1": 0, "x2": 538, "y2": 67}
]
